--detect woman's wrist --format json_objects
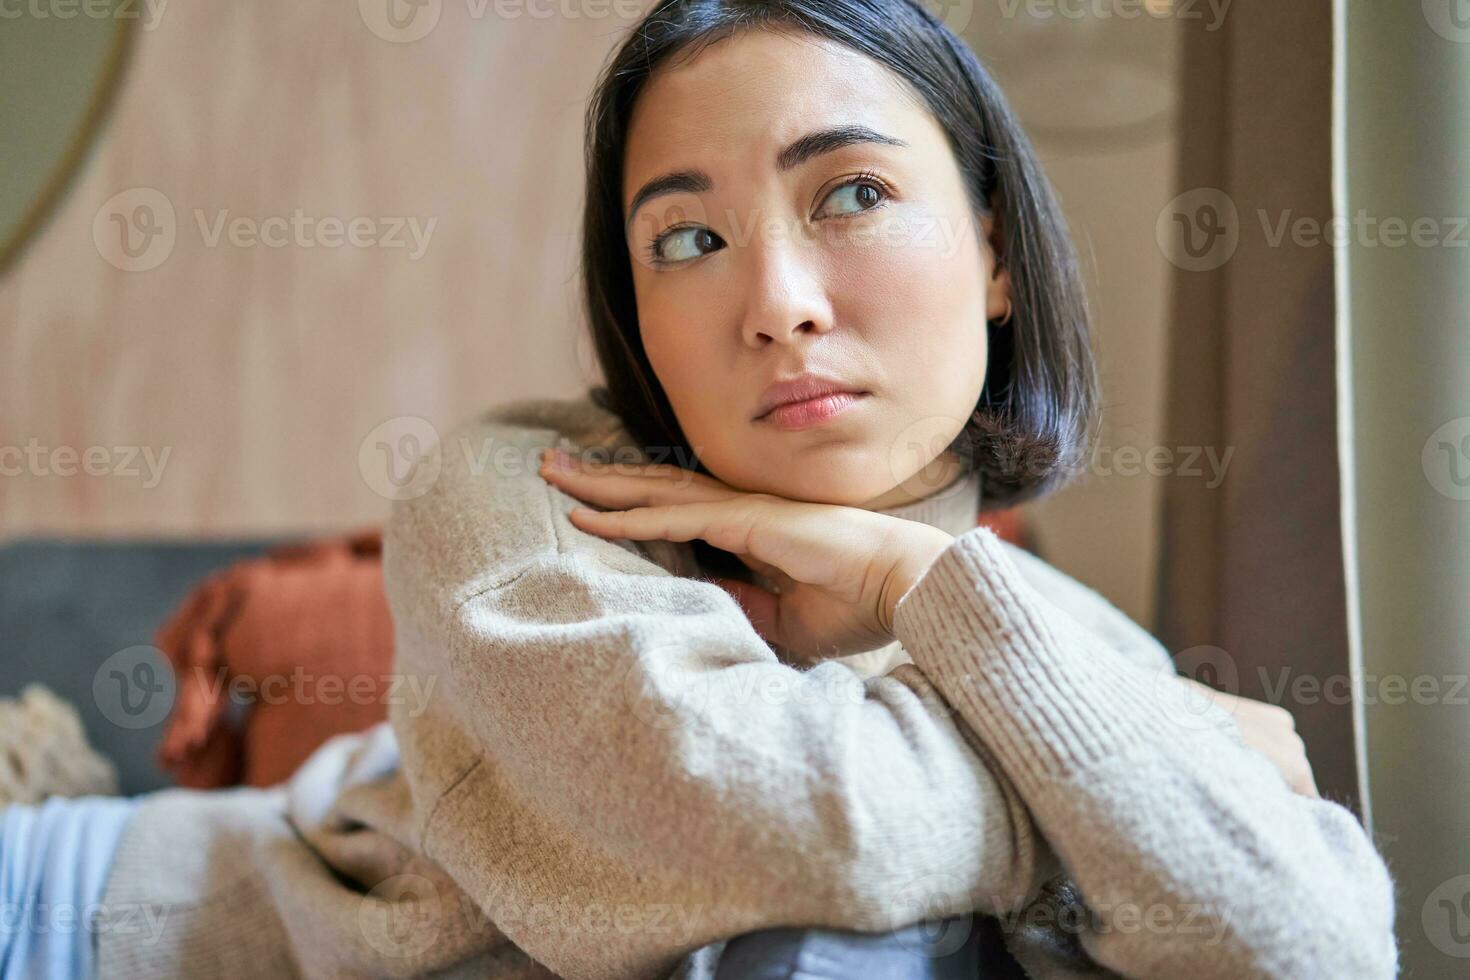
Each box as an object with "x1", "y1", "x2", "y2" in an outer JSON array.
[{"x1": 878, "y1": 525, "x2": 955, "y2": 638}]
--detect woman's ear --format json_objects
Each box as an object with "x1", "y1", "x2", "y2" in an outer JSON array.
[{"x1": 978, "y1": 208, "x2": 1013, "y2": 325}]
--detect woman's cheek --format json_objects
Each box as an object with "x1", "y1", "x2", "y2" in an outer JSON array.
[
  {"x1": 637, "y1": 287, "x2": 739, "y2": 454},
  {"x1": 828, "y1": 212, "x2": 988, "y2": 415},
  {"x1": 829, "y1": 212, "x2": 968, "y2": 330},
  {"x1": 640, "y1": 279, "x2": 712, "y2": 362}
]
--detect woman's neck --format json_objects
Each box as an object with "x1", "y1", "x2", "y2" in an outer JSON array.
[
  {"x1": 863, "y1": 453, "x2": 982, "y2": 539},
  {"x1": 861, "y1": 451, "x2": 967, "y2": 510}
]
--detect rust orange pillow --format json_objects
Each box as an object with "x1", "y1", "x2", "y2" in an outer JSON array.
[{"x1": 154, "y1": 530, "x2": 396, "y2": 789}]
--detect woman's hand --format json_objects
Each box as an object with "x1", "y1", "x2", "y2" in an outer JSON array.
[
  {"x1": 537, "y1": 447, "x2": 954, "y2": 661},
  {"x1": 1171, "y1": 676, "x2": 1322, "y2": 798}
]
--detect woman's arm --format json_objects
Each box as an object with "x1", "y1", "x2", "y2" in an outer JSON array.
[
  {"x1": 382, "y1": 411, "x2": 1056, "y2": 979},
  {"x1": 892, "y1": 526, "x2": 1400, "y2": 978}
]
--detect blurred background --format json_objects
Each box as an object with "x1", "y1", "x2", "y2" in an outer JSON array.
[{"x1": 2, "y1": 1, "x2": 1467, "y2": 974}]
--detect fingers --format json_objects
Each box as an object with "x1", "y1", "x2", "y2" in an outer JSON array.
[
  {"x1": 1171, "y1": 678, "x2": 1320, "y2": 798},
  {"x1": 564, "y1": 487, "x2": 861, "y2": 597},
  {"x1": 538, "y1": 447, "x2": 736, "y2": 509},
  {"x1": 566, "y1": 498, "x2": 763, "y2": 556},
  {"x1": 542, "y1": 445, "x2": 786, "y2": 586}
]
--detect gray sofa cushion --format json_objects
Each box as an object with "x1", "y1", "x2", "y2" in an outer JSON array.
[{"x1": 0, "y1": 538, "x2": 292, "y2": 795}]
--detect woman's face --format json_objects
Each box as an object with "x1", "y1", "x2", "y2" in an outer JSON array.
[{"x1": 622, "y1": 28, "x2": 1011, "y2": 508}]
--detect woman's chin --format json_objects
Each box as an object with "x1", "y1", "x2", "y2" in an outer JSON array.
[
  {"x1": 710, "y1": 443, "x2": 898, "y2": 505},
  {"x1": 754, "y1": 472, "x2": 895, "y2": 508}
]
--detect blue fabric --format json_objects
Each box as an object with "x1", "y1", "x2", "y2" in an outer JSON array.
[
  {"x1": 0, "y1": 796, "x2": 139, "y2": 980},
  {"x1": 714, "y1": 912, "x2": 1028, "y2": 980}
]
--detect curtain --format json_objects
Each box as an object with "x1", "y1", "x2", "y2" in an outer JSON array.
[{"x1": 1154, "y1": 1, "x2": 1360, "y2": 813}]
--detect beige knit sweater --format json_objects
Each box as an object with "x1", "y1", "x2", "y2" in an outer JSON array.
[{"x1": 96, "y1": 393, "x2": 1399, "y2": 979}]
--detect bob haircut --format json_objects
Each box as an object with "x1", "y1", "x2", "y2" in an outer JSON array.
[{"x1": 582, "y1": 0, "x2": 1099, "y2": 513}]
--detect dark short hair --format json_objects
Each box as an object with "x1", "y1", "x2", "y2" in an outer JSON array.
[{"x1": 581, "y1": 0, "x2": 1099, "y2": 512}]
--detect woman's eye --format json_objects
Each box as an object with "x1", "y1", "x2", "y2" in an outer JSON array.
[
  {"x1": 651, "y1": 226, "x2": 725, "y2": 265},
  {"x1": 817, "y1": 179, "x2": 887, "y2": 219}
]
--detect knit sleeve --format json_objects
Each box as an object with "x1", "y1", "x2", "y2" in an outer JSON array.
[
  {"x1": 892, "y1": 524, "x2": 1401, "y2": 979},
  {"x1": 381, "y1": 414, "x2": 1058, "y2": 980}
]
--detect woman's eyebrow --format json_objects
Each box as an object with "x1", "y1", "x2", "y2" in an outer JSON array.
[
  {"x1": 776, "y1": 124, "x2": 907, "y2": 171},
  {"x1": 625, "y1": 171, "x2": 713, "y2": 235},
  {"x1": 625, "y1": 125, "x2": 907, "y2": 234}
]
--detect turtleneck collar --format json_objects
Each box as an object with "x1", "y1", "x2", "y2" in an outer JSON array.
[{"x1": 869, "y1": 465, "x2": 983, "y2": 539}]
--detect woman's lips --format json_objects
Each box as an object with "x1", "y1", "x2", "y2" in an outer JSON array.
[{"x1": 757, "y1": 391, "x2": 869, "y2": 431}]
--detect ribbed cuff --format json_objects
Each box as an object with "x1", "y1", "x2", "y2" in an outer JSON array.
[{"x1": 892, "y1": 525, "x2": 1203, "y2": 794}]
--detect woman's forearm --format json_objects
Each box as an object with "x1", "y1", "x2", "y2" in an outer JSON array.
[{"x1": 893, "y1": 525, "x2": 1399, "y2": 979}]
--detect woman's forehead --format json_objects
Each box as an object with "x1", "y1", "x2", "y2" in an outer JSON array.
[{"x1": 622, "y1": 31, "x2": 934, "y2": 200}]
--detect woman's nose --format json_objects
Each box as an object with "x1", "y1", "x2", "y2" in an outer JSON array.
[{"x1": 738, "y1": 237, "x2": 835, "y2": 348}]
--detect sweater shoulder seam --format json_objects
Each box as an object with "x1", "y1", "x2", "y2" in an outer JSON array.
[
  {"x1": 420, "y1": 757, "x2": 485, "y2": 856},
  {"x1": 446, "y1": 479, "x2": 565, "y2": 617}
]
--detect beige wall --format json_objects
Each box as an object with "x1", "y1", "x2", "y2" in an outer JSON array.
[
  {"x1": 0, "y1": 0, "x2": 1179, "y2": 627},
  {"x1": 0, "y1": 1, "x2": 624, "y2": 537}
]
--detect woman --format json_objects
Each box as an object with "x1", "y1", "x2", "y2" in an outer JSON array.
[{"x1": 4, "y1": 1, "x2": 1397, "y2": 977}]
